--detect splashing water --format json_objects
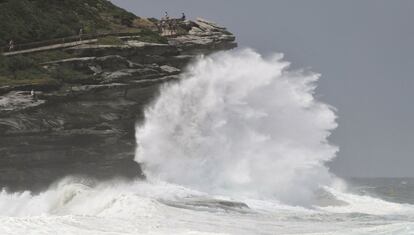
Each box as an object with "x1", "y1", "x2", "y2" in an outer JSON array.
[{"x1": 136, "y1": 49, "x2": 339, "y2": 205}]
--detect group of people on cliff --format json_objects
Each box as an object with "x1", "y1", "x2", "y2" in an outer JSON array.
[
  {"x1": 158, "y1": 12, "x2": 186, "y2": 36},
  {"x1": 163, "y1": 11, "x2": 186, "y2": 21}
]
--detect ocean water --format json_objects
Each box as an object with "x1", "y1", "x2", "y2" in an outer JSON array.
[
  {"x1": 1, "y1": 49, "x2": 413, "y2": 235},
  {"x1": 0, "y1": 178, "x2": 413, "y2": 235},
  {"x1": 347, "y1": 178, "x2": 414, "y2": 205}
]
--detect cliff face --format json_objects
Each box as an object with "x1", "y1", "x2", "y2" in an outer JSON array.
[{"x1": 0, "y1": 18, "x2": 237, "y2": 191}]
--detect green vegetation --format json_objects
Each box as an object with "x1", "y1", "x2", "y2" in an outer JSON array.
[
  {"x1": 27, "y1": 51, "x2": 74, "y2": 64},
  {"x1": 0, "y1": 0, "x2": 169, "y2": 87},
  {"x1": 0, "y1": 53, "x2": 92, "y2": 86},
  {"x1": 50, "y1": 67, "x2": 90, "y2": 84},
  {"x1": 0, "y1": 0, "x2": 138, "y2": 46},
  {"x1": 0, "y1": 76, "x2": 58, "y2": 87},
  {"x1": 7, "y1": 56, "x2": 36, "y2": 77},
  {"x1": 97, "y1": 36, "x2": 124, "y2": 45},
  {"x1": 0, "y1": 54, "x2": 51, "y2": 85},
  {"x1": 137, "y1": 29, "x2": 168, "y2": 44}
]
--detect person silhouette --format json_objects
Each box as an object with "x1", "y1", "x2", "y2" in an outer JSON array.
[
  {"x1": 79, "y1": 28, "x2": 83, "y2": 41},
  {"x1": 8, "y1": 40, "x2": 14, "y2": 51}
]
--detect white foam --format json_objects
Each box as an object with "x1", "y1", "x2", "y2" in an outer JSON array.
[{"x1": 136, "y1": 49, "x2": 338, "y2": 205}]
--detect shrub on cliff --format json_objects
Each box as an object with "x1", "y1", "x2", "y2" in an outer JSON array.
[
  {"x1": 0, "y1": 55, "x2": 53, "y2": 86},
  {"x1": 7, "y1": 56, "x2": 34, "y2": 70},
  {"x1": 6, "y1": 55, "x2": 36, "y2": 78}
]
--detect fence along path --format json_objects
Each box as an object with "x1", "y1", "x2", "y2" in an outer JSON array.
[{"x1": 1, "y1": 32, "x2": 144, "y2": 56}]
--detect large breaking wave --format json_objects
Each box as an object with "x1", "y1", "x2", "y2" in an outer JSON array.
[{"x1": 136, "y1": 49, "x2": 339, "y2": 205}]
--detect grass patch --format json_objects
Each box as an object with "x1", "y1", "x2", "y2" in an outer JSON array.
[
  {"x1": 50, "y1": 67, "x2": 91, "y2": 84},
  {"x1": 0, "y1": 54, "x2": 59, "y2": 86},
  {"x1": 137, "y1": 29, "x2": 168, "y2": 44},
  {"x1": 0, "y1": 64, "x2": 57, "y2": 87},
  {"x1": 97, "y1": 36, "x2": 124, "y2": 45},
  {"x1": 0, "y1": 51, "x2": 94, "y2": 87},
  {"x1": 133, "y1": 18, "x2": 156, "y2": 29},
  {"x1": 0, "y1": 75, "x2": 58, "y2": 87},
  {"x1": 27, "y1": 50, "x2": 74, "y2": 64},
  {"x1": 0, "y1": 55, "x2": 43, "y2": 79}
]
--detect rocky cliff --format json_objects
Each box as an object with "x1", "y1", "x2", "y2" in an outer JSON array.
[{"x1": 0, "y1": 18, "x2": 237, "y2": 191}]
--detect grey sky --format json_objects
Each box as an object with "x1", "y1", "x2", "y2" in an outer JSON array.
[{"x1": 110, "y1": 0, "x2": 414, "y2": 178}]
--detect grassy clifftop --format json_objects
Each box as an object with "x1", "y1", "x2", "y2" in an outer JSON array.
[
  {"x1": 0, "y1": 0, "x2": 168, "y2": 88},
  {"x1": 0, "y1": 0, "x2": 139, "y2": 46}
]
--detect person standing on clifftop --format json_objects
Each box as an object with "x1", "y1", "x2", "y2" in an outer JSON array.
[
  {"x1": 165, "y1": 11, "x2": 169, "y2": 20},
  {"x1": 79, "y1": 28, "x2": 83, "y2": 42},
  {"x1": 8, "y1": 40, "x2": 14, "y2": 51},
  {"x1": 181, "y1": 13, "x2": 186, "y2": 21}
]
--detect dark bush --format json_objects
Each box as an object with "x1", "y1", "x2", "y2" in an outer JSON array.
[{"x1": 7, "y1": 55, "x2": 35, "y2": 73}]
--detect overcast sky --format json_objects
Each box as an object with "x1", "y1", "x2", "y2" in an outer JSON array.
[{"x1": 111, "y1": 0, "x2": 414, "y2": 178}]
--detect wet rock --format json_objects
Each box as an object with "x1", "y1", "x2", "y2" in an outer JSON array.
[{"x1": 0, "y1": 91, "x2": 45, "y2": 112}]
